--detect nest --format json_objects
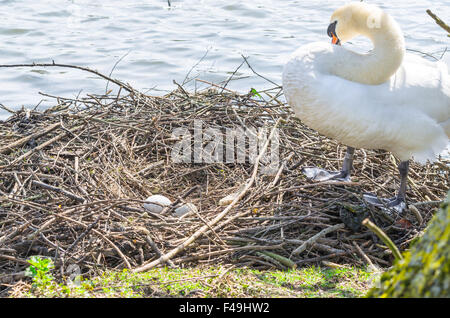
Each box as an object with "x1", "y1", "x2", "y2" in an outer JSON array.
[{"x1": 0, "y1": 79, "x2": 448, "y2": 290}]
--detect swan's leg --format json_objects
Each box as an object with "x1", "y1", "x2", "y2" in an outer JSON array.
[
  {"x1": 363, "y1": 161, "x2": 409, "y2": 214},
  {"x1": 302, "y1": 147, "x2": 354, "y2": 182}
]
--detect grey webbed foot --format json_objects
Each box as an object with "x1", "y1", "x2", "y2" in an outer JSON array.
[
  {"x1": 302, "y1": 167, "x2": 351, "y2": 182},
  {"x1": 363, "y1": 193, "x2": 406, "y2": 214},
  {"x1": 362, "y1": 161, "x2": 410, "y2": 215},
  {"x1": 302, "y1": 147, "x2": 354, "y2": 183}
]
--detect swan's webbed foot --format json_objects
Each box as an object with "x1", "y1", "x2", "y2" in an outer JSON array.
[
  {"x1": 302, "y1": 167, "x2": 351, "y2": 182},
  {"x1": 363, "y1": 193, "x2": 406, "y2": 214},
  {"x1": 302, "y1": 147, "x2": 354, "y2": 183},
  {"x1": 362, "y1": 161, "x2": 410, "y2": 215}
]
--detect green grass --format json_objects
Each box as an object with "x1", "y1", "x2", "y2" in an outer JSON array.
[{"x1": 15, "y1": 260, "x2": 378, "y2": 298}]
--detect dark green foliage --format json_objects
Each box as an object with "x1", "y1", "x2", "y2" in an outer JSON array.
[{"x1": 367, "y1": 193, "x2": 450, "y2": 298}]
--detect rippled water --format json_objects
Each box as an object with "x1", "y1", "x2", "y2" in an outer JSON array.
[{"x1": 0, "y1": 1, "x2": 449, "y2": 160}]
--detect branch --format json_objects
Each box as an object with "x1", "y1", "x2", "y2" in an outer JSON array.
[
  {"x1": 31, "y1": 180, "x2": 85, "y2": 203},
  {"x1": 0, "y1": 125, "x2": 84, "y2": 169},
  {"x1": 362, "y1": 218, "x2": 403, "y2": 261},
  {"x1": 0, "y1": 62, "x2": 134, "y2": 92},
  {"x1": 291, "y1": 223, "x2": 345, "y2": 256},
  {"x1": 132, "y1": 119, "x2": 282, "y2": 273},
  {"x1": 0, "y1": 122, "x2": 61, "y2": 155},
  {"x1": 427, "y1": 9, "x2": 450, "y2": 35}
]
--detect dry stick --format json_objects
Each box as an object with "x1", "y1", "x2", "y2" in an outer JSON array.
[
  {"x1": 408, "y1": 204, "x2": 423, "y2": 225},
  {"x1": 144, "y1": 235, "x2": 176, "y2": 268},
  {"x1": 352, "y1": 241, "x2": 378, "y2": 272},
  {"x1": 240, "y1": 54, "x2": 281, "y2": 87},
  {"x1": 55, "y1": 213, "x2": 132, "y2": 269},
  {"x1": 259, "y1": 251, "x2": 297, "y2": 269},
  {"x1": 426, "y1": 9, "x2": 450, "y2": 35},
  {"x1": 220, "y1": 59, "x2": 246, "y2": 93},
  {"x1": 291, "y1": 223, "x2": 345, "y2": 256},
  {"x1": 271, "y1": 153, "x2": 294, "y2": 187},
  {"x1": 182, "y1": 48, "x2": 210, "y2": 85},
  {"x1": 31, "y1": 180, "x2": 85, "y2": 203},
  {"x1": 195, "y1": 79, "x2": 237, "y2": 94},
  {"x1": 0, "y1": 171, "x2": 62, "y2": 180},
  {"x1": 159, "y1": 185, "x2": 200, "y2": 216},
  {"x1": 0, "y1": 62, "x2": 134, "y2": 93},
  {"x1": 0, "y1": 254, "x2": 29, "y2": 265},
  {"x1": 65, "y1": 114, "x2": 151, "y2": 133},
  {"x1": 0, "y1": 123, "x2": 61, "y2": 155},
  {"x1": 0, "y1": 125, "x2": 84, "y2": 169},
  {"x1": 64, "y1": 213, "x2": 102, "y2": 254},
  {"x1": 0, "y1": 103, "x2": 15, "y2": 114},
  {"x1": 132, "y1": 119, "x2": 281, "y2": 273},
  {"x1": 176, "y1": 244, "x2": 285, "y2": 263},
  {"x1": 296, "y1": 251, "x2": 351, "y2": 265},
  {"x1": 24, "y1": 202, "x2": 119, "y2": 241},
  {"x1": 362, "y1": 218, "x2": 403, "y2": 261},
  {"x1": 135, "y1": 160, "x2": 165, "y2": 177}
]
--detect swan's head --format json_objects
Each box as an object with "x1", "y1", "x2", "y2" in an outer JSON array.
[{"x1": 328, "y1": 2, "x2": 390, "y2": 44}]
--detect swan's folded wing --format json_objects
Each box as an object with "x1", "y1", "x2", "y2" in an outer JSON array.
[{"x1": 308, "y1": 62, "x2": 449, "y2": 163}]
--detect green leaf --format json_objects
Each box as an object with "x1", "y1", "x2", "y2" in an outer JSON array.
[
  {"x1": 25, "y1": 266, "x2": 37, "y2": 278},
  {"x1": 250, "y1": 88, "x2": 262, "y2": 98}
]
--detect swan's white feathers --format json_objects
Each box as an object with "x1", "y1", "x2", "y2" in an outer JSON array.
[{"x1": 282, "y1": 42, "x2": 450, "y2": 164}]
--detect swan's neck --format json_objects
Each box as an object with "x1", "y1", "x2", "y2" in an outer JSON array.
[{"x1": 331, "y1": 19, "x2": 405, "y2": 85}]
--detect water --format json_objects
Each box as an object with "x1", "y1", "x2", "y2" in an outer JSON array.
[
  {"x1": 0, "y1": 0, "x2": 449, "y2": 157},
  {"x1": 0, "y1": 0, "x2": 448, "y2": 114}
]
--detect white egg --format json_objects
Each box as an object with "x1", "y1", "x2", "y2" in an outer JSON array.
[
  {"x1": 143, "y1": 195, "x2": 172, "y2": 213},
  {"x1": 174, "y1": 203, "x2": 198, "y2": 217}
]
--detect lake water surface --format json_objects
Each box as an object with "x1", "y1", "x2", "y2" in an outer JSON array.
[{"x1": 0, "y1": 0, "x2": 449, "y2": 155}]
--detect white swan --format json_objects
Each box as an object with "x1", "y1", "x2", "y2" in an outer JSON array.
[{"x1": 282, "y1": 2, "x2": 450, "y2": 212}]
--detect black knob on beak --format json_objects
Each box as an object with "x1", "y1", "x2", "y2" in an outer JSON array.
[
  {"x1": 327, "y1": 21, "x2": 337, "y2": 37},
  {"x1": 327, "y1": 21, "x2": 341, "y2": 45}
]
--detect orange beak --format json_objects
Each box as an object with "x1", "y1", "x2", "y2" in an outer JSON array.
[
  {"x1": 328, "y1": 21, "x2": 341, "y2": 46},
  {"x1": 332, "y1": 34, "x2": 339, "y2": 45}
]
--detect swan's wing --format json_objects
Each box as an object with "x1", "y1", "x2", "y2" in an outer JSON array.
[
  {"x1": 367, "y1": 54, "x2": 449, "y2": 122},
  {"x1": 306, "y1": 56, "x2": 449, "y2": 163}
]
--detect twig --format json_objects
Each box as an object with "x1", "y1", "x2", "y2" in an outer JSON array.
[
  {"x1": 408, "y1": 204, "x2": 423, "y2": 225},
  {"x1": 258, "y1": 251, "x2": 297, "y2": 269},
  {"x1": 105, "y1": 51, "x2": 131, "y2": 94},
  {"x1": 352, "y1": 241, "x2": 378, "y2": 272},
  {"x1": 65, "y1": 214, "x2": 102, "y2": 254},
  {"x1": 182, "y1": 48, "x2": 210, "y2": 85},
  {"x1": 0, "y1": 254, "x2": 29, "y2": 265},
  {"x1": 291, "y1": 223, "x2": 345, "y2": 256},
  {"x1": 241, "y1": 54, "x2": 281, "y2": 87},
  {"x1": 0, "y1": 125, "x2": 84, "y2": 169},
  {"x1": 0, "y1": 103, "x2": 16, "y2": 114},
  {"x1": 144, "y1": 235, "x2": 176, "y2": 268},
  {"x1": 0, "y1": 123, "x2": 61, "y2": 155},
  {"x1": 132, "y1": 119, "x2": 281, "y2": 273},
  {"x1": 362, "y1": 218, "x2": 403, "y2": 261},
  {"x1": 31, "y1": 180, "x2": 85, "y2": 203},
  {"x1": 55, "y1": 213, "x2": 132, "y2": 269},
  {"x1": 0, "y1": 62, "x2": 134, "y2": 92},
  {"x1": 220, "y1": 59, "x2": 246, "y2": 93},
  {"x1": 427, "y1": 9, "x2": 450, "y2": 35}
]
